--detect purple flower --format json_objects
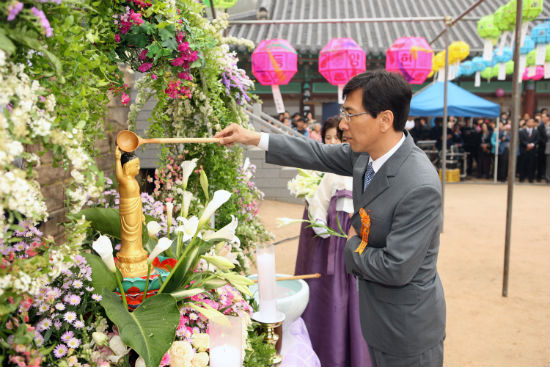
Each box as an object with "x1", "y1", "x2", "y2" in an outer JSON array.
[
  {"x1": 61, "y1": 331, "x2": 74, "y2": 343},
  {"x1": 38, "y1": 318, "x2": 52, "y2": 331},
  {"x1": 68, "y1": 294, "x2": 81, "y2": 305},
  {"x1": 72, "y1": 280, "x2": 83, "y2": 289},
  {"x1": 31, "y1": 7, "x2": 53, "y2": 37},
  {"x1": 53, "y1": 344, "x2": 68, "y2": 358},
  {"x1": 7, "y1": 2, "x2": 23, "y2": 21},
  {"x1": 91, "y1": 294, "x2": 102, "y2": 302},
  {"x1": 67, "y1": 337, "x2": 81, "y2": 349},
  {"x1": 55, "y1": 303, "x2": 65, "y2": 311},
  {"x1": 137, "y1": 62, "x2": 153, "y2": 72},
  {"x1": 53, "y1": 319, "x2": 62, "y2": 330},
  {"x1": 73, "y1": 320, "x2": 85, "y2": 329},
  {"x1": 63, "y1": 311, "x2": 77, "y2": 324}
]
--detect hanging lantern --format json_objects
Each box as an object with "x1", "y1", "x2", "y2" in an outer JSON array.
[
  {"x1": 458, "y1": 61, "x2": 475, "y2": 77},
  {"x1": 472, "y1": 56, "x2": 491, "y2": 87},
  {"x1": 505, "y1": 60, "x2": 515, "y2": 75},
  {"x1": 319, "y1": 38, "x2": 366, "y2": 103},
  {"x1": 509, "y1": 0, "x2": 544, "y2": 22},
  {"x1": 447, "y1": 41, "x2": 469, "y2": 80},
  {"x1": 523, "y1": 65, "x2": 545, "y2": 80},
  {"x1": 251, "y1": 39, "x2": 298, "y2": 114},
  {"x1": 518, "y1": 34, "x2": 535, "y2": 75},
  {"x1": 477, "y1": 14, "x2": 502, "y2": 60},
  {"x1": 202, "y1": 0, "x2": 237, "y2": 8},
  {"x1": 386, "y1": 37, "x2": 433, "y2": 85},
  {"x1": 531, "y1": 22, "x2": 550, "y2": 66},
  {"x1": 493, "y1": 46, "x2": 513, "y2": 80}
]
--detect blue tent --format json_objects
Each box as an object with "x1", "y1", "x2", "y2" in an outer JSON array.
[{"x1": 409, "y1": 81, "x2": 500, "y2": 117}]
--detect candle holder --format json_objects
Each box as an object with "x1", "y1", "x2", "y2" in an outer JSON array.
[{"x1": 252, "y1": 312, "x2": 285, "y2": 366}]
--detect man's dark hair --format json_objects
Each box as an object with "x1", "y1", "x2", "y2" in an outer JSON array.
[
  {"x1": 295, "y1": 117, "x2": 306, "y2": 124},
  {"x1": 342, "y1": 70, "x2": 412, "y2": 131},
  {"x1": 321, "y1": 116, "x2": 342, "y2": 143},
  {"x1": 121, "y1": 152, "x2": 138, "y2": 166},
  {"x1": 292, "y1": 112, "x2": 301, "y2": 120}
]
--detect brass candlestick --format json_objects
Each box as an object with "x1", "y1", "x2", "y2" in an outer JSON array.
[
  {"x1": 253, "y1": 311, "x2": 285, "y2": 367},
  {"x1": 264, "y1": 320, "x2": 283, "y2": 366}
]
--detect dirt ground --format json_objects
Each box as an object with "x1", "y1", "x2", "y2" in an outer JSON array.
[{"x1": 255, "y1": 182, "x2": 550, "y2": 367}]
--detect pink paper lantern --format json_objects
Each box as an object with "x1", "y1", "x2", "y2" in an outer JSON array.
[
  {"x1": 386, "y1": 37, "x2": 434, "y2": 84},
  {"x1": 522, "y1": 66, "x2": 545, "y2": 80},
  {"x1": 318, "y1": 38, "x2": 366, "y2": 86},
  {"x1": 495, "y1": 88, "x2": 505, "y2": 97},
  {"x1": 251, "y1": 39, "x2": 297, "y2": 86}
]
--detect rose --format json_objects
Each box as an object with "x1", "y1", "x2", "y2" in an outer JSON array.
[
  {"x1": 190, "y1": 352, "x2": 209, "y2": 367},
  {"x1": 190, "y1": 333, "x2": 209, "y2": 352},
  {"x1": 169, "y1": 340, "x2": 195, "y2": 367}
]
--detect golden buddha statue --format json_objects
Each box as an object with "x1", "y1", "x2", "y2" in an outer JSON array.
[{"x1": 115, "y1": 147, "x2": 148, "y2": 278}]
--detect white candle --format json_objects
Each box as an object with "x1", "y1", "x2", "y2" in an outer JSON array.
[
  {"x1": 256, "y1": 245, "x2": 277, "y2": 321},
  {"x1": 209, "y1": 345, "x2": 241, "y2": 367}
]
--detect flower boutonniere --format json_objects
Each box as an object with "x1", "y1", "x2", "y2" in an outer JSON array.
[{"x1": 354, "y1": 208, "x2": 371, "y2": 255}]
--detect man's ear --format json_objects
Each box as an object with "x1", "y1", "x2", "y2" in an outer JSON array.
[{"x1": 379, "y1": 110, "x2": 394, "y2": 132}]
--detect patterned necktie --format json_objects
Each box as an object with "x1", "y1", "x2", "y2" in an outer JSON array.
[{"x1": 363, "y1": 161, "x2": 375, "y2": 192}]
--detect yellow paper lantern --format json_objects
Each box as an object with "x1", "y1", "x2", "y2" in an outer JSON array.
[
  {"x1": 433, "y1": 51, "x2": 446, "y2": 71},
  {"x1": 448, "y1": 41, "x2": 470, "y2": 64}
]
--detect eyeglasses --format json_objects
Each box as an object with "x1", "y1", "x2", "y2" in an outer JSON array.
[{"x1": 339, "y1": 107, "x2": 370, "y2": 122}]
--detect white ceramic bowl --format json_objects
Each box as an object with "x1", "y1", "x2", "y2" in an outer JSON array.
[{"x1": 248, "y1": 273, "x2": 310, "y2": 326}]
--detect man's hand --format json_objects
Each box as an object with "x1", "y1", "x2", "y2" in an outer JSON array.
[
  {"x1": 347, "y1": 213, "x2": 358, "y2": 240},
  {"x1": 115, "y1": 146, "x2": 122, "y2": 159},
  {"x1": 214, "y1": 123, "x2": 261, "y2": 147}
]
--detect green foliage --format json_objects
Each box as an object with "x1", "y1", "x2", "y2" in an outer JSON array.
[
  {"x1": 244, "y1": 323, "x2": 277, "y2": 367},
  {"x1": 82, "y1": 253, "x2": 117, "y2": 293},
  {"x1": 100, "y1": 291, "x2": 180, "y2": 367}
]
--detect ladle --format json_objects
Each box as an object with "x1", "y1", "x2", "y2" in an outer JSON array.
[{"x1": 116, "y1": 130, "x2": 221, "y2": 152}]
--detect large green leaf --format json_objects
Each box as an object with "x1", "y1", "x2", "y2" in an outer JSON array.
[
  {"x1": 0, "y1": 30, "x2": 15, "y2": 54},
  {"x1": 76, "y1": 208, "x2": 121, "y2": 239},
  {"x1": 100, "y1": 290, "x2": 179, "y2": 367},
  {"x1": 82, "y1": 253, "x2": 116, "y2": 293}
]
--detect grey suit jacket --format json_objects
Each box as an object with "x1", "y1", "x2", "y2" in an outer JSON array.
[{"x1": 266, "y1": 131, "x2": 445, "y2": 356}]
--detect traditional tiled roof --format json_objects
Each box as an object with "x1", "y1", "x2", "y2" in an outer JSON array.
[{"x1": 227, "y1": 0, "x2": 550, "y2": 55}]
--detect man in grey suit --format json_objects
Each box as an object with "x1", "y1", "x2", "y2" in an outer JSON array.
[{"x1": 216, "y1": 70, "x2": 446, "y2": 367}]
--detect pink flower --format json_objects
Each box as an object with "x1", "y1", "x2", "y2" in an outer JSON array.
[
  {"x1": 130, "y1": 10, "x2": 144, "y2": 25},
  {"x1": 160, "y1": 353, "x2": 170, "y2": 367},
  {"x1": 178, "y1": 42, "x2": 190, "y2": 53},
  {"x1": 151, "y1": 74, "x2": 157, "y2": 80},
  {"x1": 7, "y1": 2, "x2": 24, "y2": 22},
  {"x1": 137, "y1": 62, "x2": 153, "y2": 72},
  {"x1": 138, "y1": 49, "x2": 148, "y2": 61},
  {"x1": 114, "y1": 34, "x2": 121, "y2": 42},
  {"x1": 121, "y1": 92, "x2": 130, "y2": 105}
]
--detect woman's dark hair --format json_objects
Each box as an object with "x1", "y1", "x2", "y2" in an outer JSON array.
[
  {"x1": 321, "y1": 116, "x2": 342, "y2": 143},
  {"x1": 342, "y1": 70, "x2": 412, "y2": 131},
  {"x1": 121, "y1": 152, "x2": 138, "y2": 166}
]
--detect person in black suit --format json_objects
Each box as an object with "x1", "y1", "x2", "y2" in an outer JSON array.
[
  {"x1": 519, "y1": 118, "x2": 540, "y2": 183},
  {"x1": 536, "y1": 113, "x2": 548, "y2": 181}
]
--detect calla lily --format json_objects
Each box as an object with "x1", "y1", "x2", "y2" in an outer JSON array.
[
  {"x1": 181, "y1": 158, "x2": 198, "y2": 190},
  {"x1": 175, "y1": 216, "x2": 199, "y2": 242},
  {"x1": 198, "y1": 190, "x2": 231, "y2": 227},
  {"x1": 202, "y1": 215, "x2": 238, "y2": 242},
  {"x1": 92, "y1": 235, "x2": 116, "y2": 273},
  {"x1": 146, "y1": 221, "x2": 161, "y2": 238},
  {"x1": 276, "y1": 217, "x2": 305, "y2": 227},
  {"x1": 148, "y1": 237, "x2": 173, "y2": 263},
  {"x1": 166, "y1": 202, "x2": 174, "y2": 229},
  {"x1": 201, "y1": 255, "x2": 235, "y2": 272},
  {"x1": 181, "y1": 191, "x2": 193, "y2": 218}
]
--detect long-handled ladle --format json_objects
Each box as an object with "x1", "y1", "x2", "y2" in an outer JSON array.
[{"x1": 116, "y1": 130, "x2": 221, "y2": 152}]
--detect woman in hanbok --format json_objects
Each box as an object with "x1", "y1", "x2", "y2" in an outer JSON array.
[{"x1": 295, "y1": 117, "x2": 371, "y2": 367}]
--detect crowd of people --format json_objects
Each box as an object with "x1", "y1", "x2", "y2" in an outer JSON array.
[{"x1": 275, "y1": 108, "x2": 550, "y2": 183}]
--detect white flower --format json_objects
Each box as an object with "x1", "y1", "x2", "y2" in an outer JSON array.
[
  {"x1": 135, "y1": 357, "x2": 146, "y2": 367},
  {"x1": 181, "y1": 158, "x2": 198, "y2": 189},
  {"x1": 166, "y1": 202, "x2": 174, "y2": 228},
  {"x1": 191, "y1": 333, "x2": 209, "y2": 352},
  {"x1": 198, "y1": 190, "x2": 231, "y2": 227},
  {"x1": 147, "y1": 221, "x2": 161, "y2": 238},
  {"x1": 92, "y1": 235, "x2": 116, "y2": 272},
  {"x1": 148, "y1": 237, "x2": 172, "y2": 263},
  {"x1": 175, "y1": 216, "x2": 199, "y2": 242},
  {"x1": 276, "y1": 217, "x2": 305, "y2": 227},
  {"x1": 202, "y1": 215, "x2": 238, "y2": 242},
  {"x1": 109, "y1": 335, "x2": 129, "y2": 357},
  {"x1": 92, "y1": 332, "x2": 108, "y2": 346},
  {"x1": 181, "y1": 191, "x2": 193, "y2": 218},
  {"x1": 191, "y1": 351, "x2": 209, "y2": 367},
  {"x1": 169, "y1": 340, "x2": 195, "y2": 367}
]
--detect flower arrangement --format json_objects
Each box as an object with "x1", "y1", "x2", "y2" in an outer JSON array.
[{"x1": 287, "y1": 169, "x2": 324, "y2": 200}]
